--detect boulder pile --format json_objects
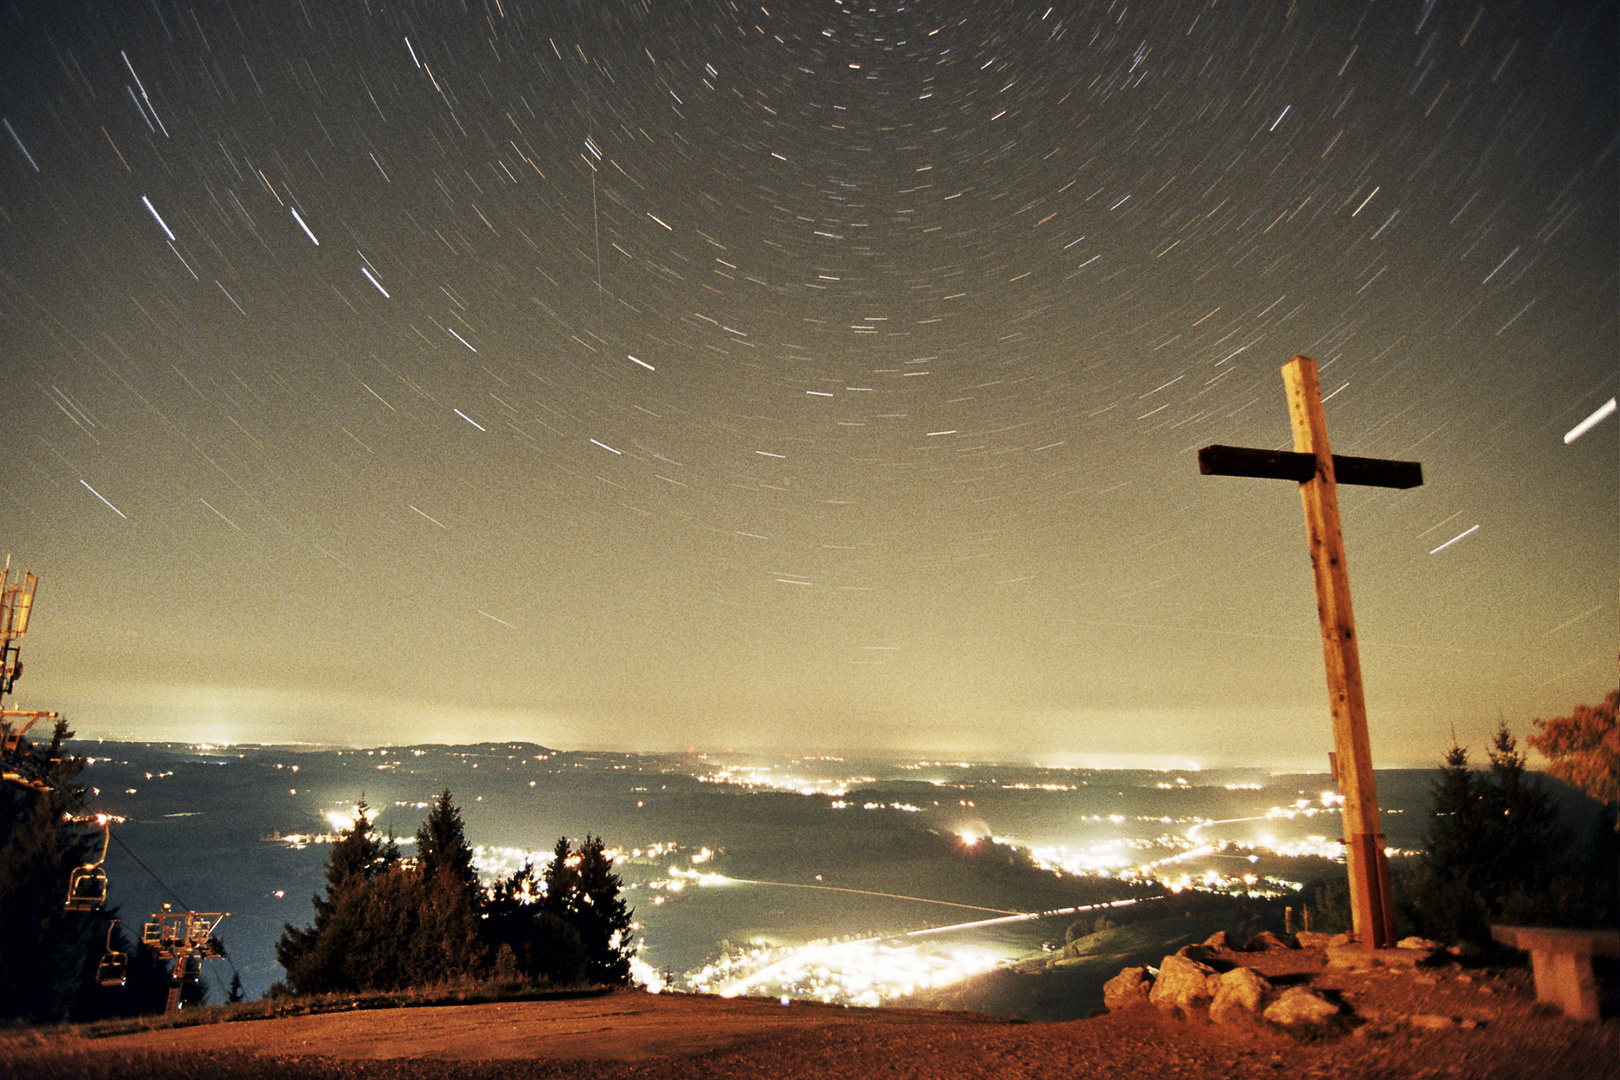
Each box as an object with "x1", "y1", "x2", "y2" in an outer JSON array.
[{"x1": 1103, "y1": 933, "x2": 1342, "y2": 1029}]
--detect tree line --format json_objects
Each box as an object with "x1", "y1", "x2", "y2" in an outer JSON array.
[{"x1": 274, "y1": 789, "x2": 635, "y2": 995}]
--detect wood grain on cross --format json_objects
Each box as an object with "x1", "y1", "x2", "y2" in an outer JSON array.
[{"x1": 1198, "y1": 354, "x2": 1422, "y2": 949}]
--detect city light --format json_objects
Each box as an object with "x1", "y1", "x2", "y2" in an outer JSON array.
[
  {"x1": 689, "y1": 938, "x2": 1011, "y2": 1007},
  {"x1": 246, "y1": 749, "x2": 1379, "y2": 1005}
]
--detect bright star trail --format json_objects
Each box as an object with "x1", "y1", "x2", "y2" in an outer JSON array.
[{"x1": 0, "y1": 1, "x2": 1612, "y2": 765}]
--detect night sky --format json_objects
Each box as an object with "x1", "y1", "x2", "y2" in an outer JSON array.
[{"x1": 2, "y1": 1, "x2": 1614, "y2": 768}]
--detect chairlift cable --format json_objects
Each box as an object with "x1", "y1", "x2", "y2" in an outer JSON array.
[{"x1": 108, "y1": 830, "x2": 192, "y2": 911}]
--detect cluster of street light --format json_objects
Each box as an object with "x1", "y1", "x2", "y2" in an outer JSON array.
[{"x1": 258, "y1": 758, "x2": 1377, "y2": 1008}]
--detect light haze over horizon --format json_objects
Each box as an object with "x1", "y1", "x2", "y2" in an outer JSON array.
[{"x1": 2, "y1": 1, "x2": 1614, "y2": 770}]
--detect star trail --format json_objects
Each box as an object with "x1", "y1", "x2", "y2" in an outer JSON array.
[{"x1": 0, "y1": 1, "x2": 1613, "y2": 766}]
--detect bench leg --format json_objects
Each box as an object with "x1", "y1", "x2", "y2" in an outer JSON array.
[{"x1": 1530, "y1": 948, "x2": 1601, "y2": 1022}]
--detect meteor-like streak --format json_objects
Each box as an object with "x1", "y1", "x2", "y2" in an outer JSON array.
[{"x1": 1564, "y1": 398, "x2": 1616, "y2": 444}]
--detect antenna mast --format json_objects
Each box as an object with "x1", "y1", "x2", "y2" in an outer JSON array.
[{"x1": 0, "y1": 562, "x2": 58, "y2": 786}]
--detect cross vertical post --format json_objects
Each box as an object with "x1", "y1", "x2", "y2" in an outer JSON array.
[
  {"x1": 1198, "y1": 354, "x2": 1418, "y2": 949},
  {"x1": 1281, "y1": 354, "x2": 1396, "y2": 948}
]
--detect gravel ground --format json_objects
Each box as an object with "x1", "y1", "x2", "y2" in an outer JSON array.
[{"x1": 4, "y1": 947, "x2": 1614, "y2": 1080}]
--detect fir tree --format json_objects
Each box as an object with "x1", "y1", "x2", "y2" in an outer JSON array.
[
  {"x1": 1408, "y1": 724, "x2": 1583, "y2": 948},
  {"x1": 404, "y1": 866, "x2": 486, "y2": 984},
  {"x1": 0, "y1": 718, "x2": 107, "y2": 1021},
  {"x1": 314, "y1": 864, "x2": 425, "y2": 992},
  {"x1": 485, "y1": 861, "x2": 587, "y2": 985},
  {"x1": 1484, "y1": 723, "x2": 1571, "y2": 919},
  {"x1": 1407, "y1": 742, "x2": 1494, "y2": 945},
  {"x1": 278, "y1": 793, "x2": 492, "y2": 993},
  {"x1": 415, "y1": 789, "x2": 477, "y2": 896},
  {"x1": 275, "y1": 800, "x2": 398, "y2": 992},
  {"x1": 542, "y1": 835, "x2": 635, "y2": 984}
]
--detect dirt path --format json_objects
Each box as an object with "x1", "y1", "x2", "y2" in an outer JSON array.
[
  {"x1": 5, "y1": 951, "x2": 1616, "y2": 1079},
  {"x1": 71, "y1": 993, "x2": 1003, "y2": 1062}
]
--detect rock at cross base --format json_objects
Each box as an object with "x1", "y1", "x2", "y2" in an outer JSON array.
[
  {"x1": 1102, "y1": 966, "x2": 1153, "y2": 1011},
  {"x1": 1148, "y1": 953, "x2": 1218, "y2": 1012},
  {"x1": 1294, "y1": 931, "x2": 1334, "y2": 948},
  {"x1": 1244, "y1": 930, "x2": 1292, "y2": 952},
  {"x1": 1175, "y1": 942, "x2": 1220, "y2": 966},
  {"x1": 1201, "y1": 930, "x2": 1234, "y2": 949},
  {"x1": 1209, "y1": 966, "x2": 1272, "y2": 1023},
  {"x1": 1262, "y1": 986, "x2": 1341, "y2": 1027}
]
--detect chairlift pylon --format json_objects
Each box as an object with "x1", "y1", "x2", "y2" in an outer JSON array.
[
  {"x1": 1, "y1": 566, "x2": 58, "y2": 787},
  {"x1": 138, "y1": 903, "x2": 230, "y2": 1011}
]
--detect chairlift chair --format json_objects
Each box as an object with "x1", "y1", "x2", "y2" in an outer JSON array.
[
  {"x1": 96, "y1": 950, "x2": 128, "y2": 987},
  {"x1": 64, "y1": 864, "x2": 108, "y2": 912},
  {"x1": 95, "y1": 921, "x2": 127, "y2": 987},
  {"x1": 64, "y1": 814, "x2": 113, "y2": 911}
]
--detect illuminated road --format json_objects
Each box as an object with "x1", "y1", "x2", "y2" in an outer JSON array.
[
  {"x1": 709, "y1": 890, "x2": 1157, "y2": 999},
  {"x1": 702, "y1": 874, "x2": 1021, "y2": 916},
  {"x1": 1187, "y1": 816, "x2": 1269, "y2": 841}
]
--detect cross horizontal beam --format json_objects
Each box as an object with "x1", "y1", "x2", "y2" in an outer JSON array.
[{"x1": 1198, "y1": 444, "x2": 1423, "y2": 489}]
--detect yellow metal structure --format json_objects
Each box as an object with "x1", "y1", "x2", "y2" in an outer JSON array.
[{"x1": 141, "y1": 904, "x2": 230, "y2": 1012}]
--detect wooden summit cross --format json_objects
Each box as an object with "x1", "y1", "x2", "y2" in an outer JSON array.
[{"x1": 1198, "y1": 354, "x2": 1422, "y2": 950}]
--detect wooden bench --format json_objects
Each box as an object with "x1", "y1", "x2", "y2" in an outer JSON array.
[{"x1": 1491, "y1": 925, "x2": 1619, "y2": 1021}]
